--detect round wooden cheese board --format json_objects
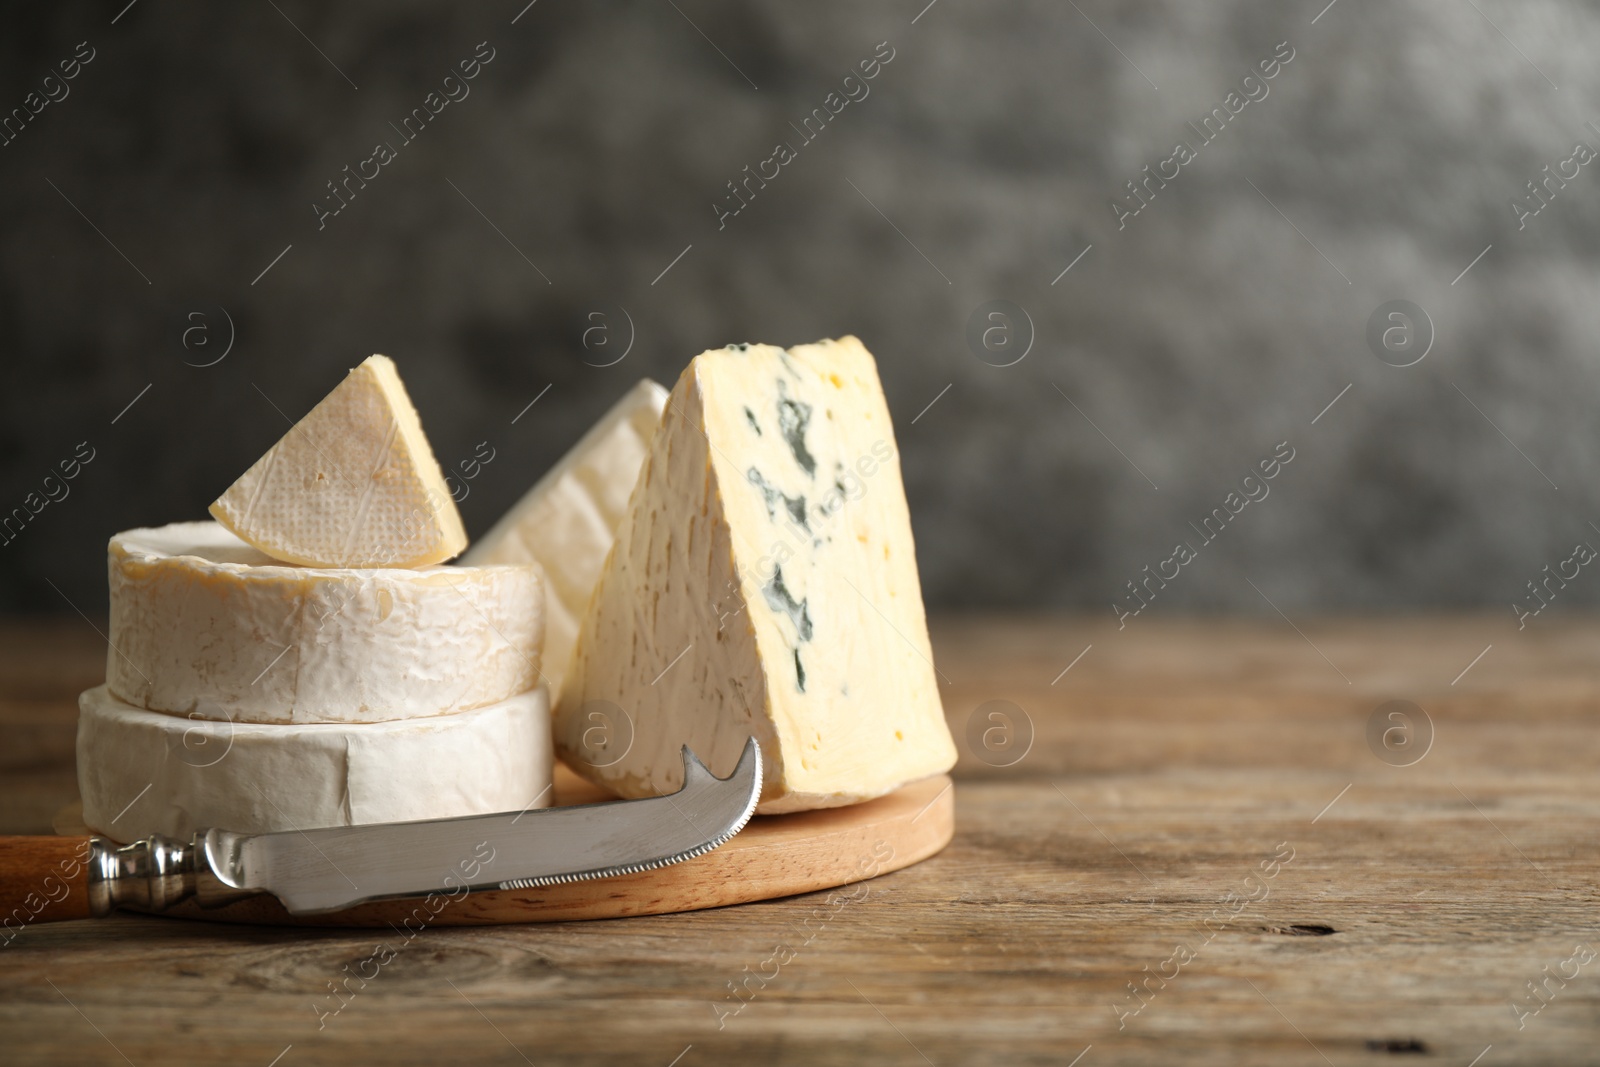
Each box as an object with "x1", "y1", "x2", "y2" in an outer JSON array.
[{"x1": 55, "y1": 765, "x2": 954, "y2": 927}]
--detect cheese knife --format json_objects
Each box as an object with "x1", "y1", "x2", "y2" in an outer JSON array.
[{"x1": 0, "y1": 738, "x2": 759, "y2": 927}]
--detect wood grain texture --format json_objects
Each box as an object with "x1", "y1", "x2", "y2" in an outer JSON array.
[
  {"x1": 0, "y1": 835, "x2": 93, "y2": 927},
  {"x1": 2, "y1": 616, "x2": 1598, "y2": 1066},
  {"x1": 51, "y1": 768, "x2": 954, "y2": 926}
]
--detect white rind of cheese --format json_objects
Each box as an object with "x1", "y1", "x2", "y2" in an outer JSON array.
[
  {"x1": 77, "y1": 684, "x2": 554, "y2": 842},
  {"x1": 209, "y1": 354, "x2": 469, "y2": 568},
  {"x1": 106, "y1": 522, "x2": 544, "y2": 725},
  {"x1": 464, "y1": 380, "x2": 668, "y2": 694},
  {"x1": 556, "y1": 337, "x2": 956, "y2": 814}
]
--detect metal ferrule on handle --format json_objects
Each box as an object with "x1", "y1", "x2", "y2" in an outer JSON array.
[{"x1": 85, "y1": 835, "x2": 256, "y2": 917}]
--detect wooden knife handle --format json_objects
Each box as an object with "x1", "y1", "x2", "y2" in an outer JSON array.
[{"x1": 0, "y1": 836, "x2": 98, "y2": 936}]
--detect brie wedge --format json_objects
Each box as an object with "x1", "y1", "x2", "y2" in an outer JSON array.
[
  {"x1": 209, "y1": 354, "x2": 468, "y2": 568},
  {"x1": 464, "y1": 380, "x2": 668, "y2": 692},
  {"x1": 77, "y1": 685, "x2": 554, "y2": 842},
  {"x1": 106, "y1": 522, "x2": 543, "y2": 724},
  {"x1": 556, "y1": 337, "x2": 956, "y2": 813}
]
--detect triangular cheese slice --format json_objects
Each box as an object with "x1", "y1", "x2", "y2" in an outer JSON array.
[
  {"x1": 210, "y1": 354, "x2": 467, "y2": 567},
  {"x1": 464, "y1": 379, "x2": 668, "y2": 693},
  {"x1": 556, "y1": 337, "x2": 956, "y2": 813}
]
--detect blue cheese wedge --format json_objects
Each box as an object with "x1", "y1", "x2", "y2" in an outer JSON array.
[{"x1": 555, "y1": 337, "x2": 956, "y2": 813}]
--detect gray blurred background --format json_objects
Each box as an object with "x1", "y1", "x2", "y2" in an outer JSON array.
[{"x1": 2, "y1": 0, "x2": 1596, "y2": 619}]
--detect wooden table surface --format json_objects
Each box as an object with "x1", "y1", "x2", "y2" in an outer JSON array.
[{"x1": 2, "y1": 615, "x2": 1597, "y2": 1066}]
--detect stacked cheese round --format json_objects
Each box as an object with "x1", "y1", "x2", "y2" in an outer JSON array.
[
  {"x1": 78, "y1": 686, "x2": 553, "y2": 841},
  {"x1": 105, "y1": 522, "x2": 541, "y2": 723},
  {"x1": 78, "y1": 522, "x2": 552, "y2": 841}
]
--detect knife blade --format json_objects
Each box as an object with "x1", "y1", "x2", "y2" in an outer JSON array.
[{"x1": 0, "y1": 739, "x2": 759, "y2": 925}]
